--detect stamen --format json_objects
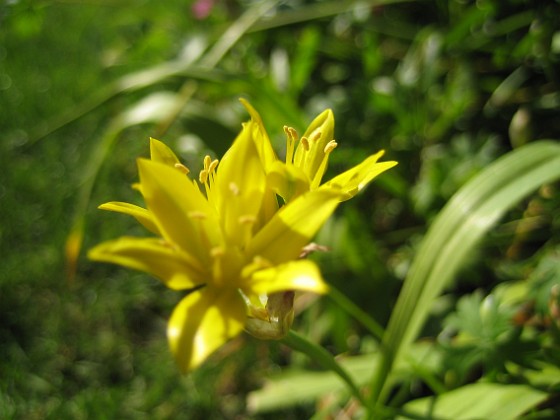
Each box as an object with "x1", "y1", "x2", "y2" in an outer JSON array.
[
  {"x1": 311, "y1": 140, "x2": 337, "y2": 190},
  {"x1": 253, "y1": 255, "x2": 273, "y2": 269},
  {"x1": 300, "y1": 137, "x2": 310, "y2": 152},
  {"x1": 324, "y1": 139, "x2": 338, "y2": 154},
  {"x1": 238, "y1": 215, "x2": 257, "y2": 225},
  {"x1": 229, "y1": 182, "x2": 240, "y2": 196},
  {"x1": 241, "y1": 255, "x2": 273, "y2": 278},
  {"x1": 238, "y1": 215, "x2": 257, "y2": 247},
  {"x1": 210, "y1": 247, "x2": 223, "y2": 283},
  {"x1": 188, "y1": 211, "x2": 207, "y2": 220},
  {"x1": 174, "y1": 163, "x2": 190, "y2": 175},
  {"x1": 208, "y1": 159, "x2": 219, "y2": 174},
  {"x1": 203, "y1": 155, "x2": 212, "y2": 170},
  {"x1": 188, "y1": 211, "x2": 212, "y2": 253},
  {"x1": 284, "y1": 126, "x2": 299, "y2": 165},
  {"x1": 309, "y1": 130, "x2": 322, "y2": 143},
  {"x1": 210, "y1": 246, "x2": 224, "y2": 258},
  {"x1": 284, "y1": 126, "x2": 298, "y2": 142},
  {"x1": 199, "y1": 169, "x2": 208, "y2": 184}
]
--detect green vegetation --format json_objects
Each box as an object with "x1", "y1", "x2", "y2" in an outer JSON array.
[{"x1": 1, "y1": 0, "x2": 559, "y2": 418}]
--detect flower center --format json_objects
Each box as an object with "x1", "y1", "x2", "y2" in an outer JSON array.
[{"x1": 283, "y1": 125, "x2": 338, "y2": 189}]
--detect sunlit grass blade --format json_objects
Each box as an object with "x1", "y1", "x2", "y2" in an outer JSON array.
[
  {"x1": 369, "y1": 140, "x2": 560, "y2": 409},
  {"x1": 398, "y1": 382, "x2": 547, "y2": 420}
]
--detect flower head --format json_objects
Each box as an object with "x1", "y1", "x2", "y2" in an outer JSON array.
[{"x1": 89, "y1": 101, "x2": 397, "y2": 372}]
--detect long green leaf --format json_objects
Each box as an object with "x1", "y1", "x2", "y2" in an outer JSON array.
[
  {"x1": 398, "y1": 383, "x2": 547, "y2": 420},
  {"x1": 370, "y1": 140, "x2": 560, "y2": 408},
  {"x1": 248, "y1": 342, "x2": 440, "y2": 413}
]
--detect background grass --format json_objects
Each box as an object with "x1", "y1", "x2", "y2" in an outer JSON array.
[{"x1": 1, "y1": 0, "x2": 559, "y2": 418}]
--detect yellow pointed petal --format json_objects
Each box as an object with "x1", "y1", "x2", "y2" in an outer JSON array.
[
  {"x1": 267, "y1": 161, "x2": 310, "y2": 203},
  {"x1": 246, "y1": 189, "x2": 342, "y2": 264},
  {"x1": 323, "y1": 151, "x2": 398, "y2": 200},
  {"x1": 137, "y1": 158, "x2": 221, "y2": 263},
  {"x1": 88, "y1": 237, "x2": 205, "y2": 290},
  {"x1": 214, "y1": 120, "x2": 268, "y2": 247},
  {"x1": 239, "y1": 98, "x2": 278, "y2": 170},
  {"x1": 248, "y1": 259, "x2": 328, "y2": 295},
  {"x1": 98, "y1": 201, "x2": 160, "y2": 235},
  {"x1": 167, "y1": 288, "x2": 246, "y2": 372},
  {"x1": 150, "y1": 137, "x2": 180, "y2": 167}
]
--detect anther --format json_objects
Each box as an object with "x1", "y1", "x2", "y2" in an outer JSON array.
[
  {"x1": 203, "y1": 155, "x2": 212, "y2": 170},
  {"x1": 324, "y1": 140, "x2": 338, "y2": 154},
  {"x1": 210, "y1": 247, "x2": 225, "y2": 258},
  {"x1": 300, "y1": 137, "x2": 310, "y2": 151},
  {"x1": 208, "y1": 159, "x2": 219, "y2": 174},
  {"x1": 199, "y1": 169, "x2": 208, "y2": 184},
  {"x1": 188, "y1": 211, "x2": 207, "y2": 220},
  {"x1": 283, "y1": 126, "x2": 298, "y2": 141},
  {"x1": 174, "y1": 163, "x2": 190, "y2": 175},
  {"x1": 238, "y1": 215, "x2": 257, "y2": 225},
  {"x1": 253, "y1": 255, "x2": 273, "y2": 269},
  {"x1": 229, "y1": 182, "x2": 240, "y2": 196},
  {"x1": 309, "y1": 130, "x2": 322, "y2": 143}
]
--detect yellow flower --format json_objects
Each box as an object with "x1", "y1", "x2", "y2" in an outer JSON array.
[
  {"x1": 239, "y1": 99, "x2": 398, "y2": 203},
  {"x1": 89, "y1": 101, "x2": 397, "y2": 372}
]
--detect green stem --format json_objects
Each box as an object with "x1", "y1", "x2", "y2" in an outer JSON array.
[
  {"x1": 280, "y1": 330, "x2": 368, "y2": 410},
  {"x1": 327, "y1": 286, "x2": 385, "y2": 341}
]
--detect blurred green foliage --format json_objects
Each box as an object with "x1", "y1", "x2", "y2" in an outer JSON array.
[{"x1": 1, "y1": 0, "x2": 559, "y2": 418}]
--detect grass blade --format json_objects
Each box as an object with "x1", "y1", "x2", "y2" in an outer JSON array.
[{"x1": 369, "y1": 140, "x2": 560, "y2": 408}]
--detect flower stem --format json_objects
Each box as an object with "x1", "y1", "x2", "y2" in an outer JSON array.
[{"x1": 281, "y1": 330, "x2": 368, "y2": 410}]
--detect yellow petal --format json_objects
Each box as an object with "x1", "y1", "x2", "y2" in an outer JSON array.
[
  {"x1": 150, "y1": 137, "x2": 180, "y2": 167},
  {"x1": 239, "y1": 98, "x2": 278, "y2": 171},
  {"x1": 246, "y1": 189, "x2": 342, "y2": 264},
  {"x1": 99, "y1": 201, "x2": 160, "y2": 235},
  {"x1": 248, "y1": 259, "x2": 328, "y2": 295},
  {"x1": 137, "y1": 158, "x2": 222, "y2": 263},
  {"x1": 214, "y1": 120, "x2": 269, "y2": 247},
  {"x1": 167, "y1": 287, "x2": 246, "y2": 372},
  {"x1": 88, "y1": 237, "x2": 205, "y2": 290},
  {"x1": 267, "y1": 160, "x2": 310, "y2": 203},
  {"x1": 323, "y1": 151, "x2": 398, "y2": 200}
]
